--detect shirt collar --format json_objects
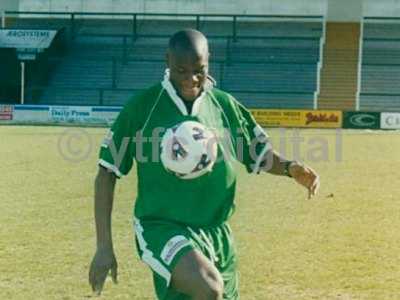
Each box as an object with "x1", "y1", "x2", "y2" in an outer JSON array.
[{"x1": 161, "y1": 69, "x2": 216, "y2": 116}]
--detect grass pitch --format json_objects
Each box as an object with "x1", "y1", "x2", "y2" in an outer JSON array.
[{"x1": 0, "y1": 125, "x2": 399, "y2": 300}]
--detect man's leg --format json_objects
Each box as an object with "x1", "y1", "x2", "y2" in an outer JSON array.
[{"x1": 171, "y1": 249, "x2": 224, "y2": 300}]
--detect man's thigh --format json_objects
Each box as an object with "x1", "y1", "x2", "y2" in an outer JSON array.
[
  {"x1": 170, "y1": 248, "x2": 224, "y2": 299},
  {"x1": 134, "y1": 219, "x2": 239, "y2": 300}
]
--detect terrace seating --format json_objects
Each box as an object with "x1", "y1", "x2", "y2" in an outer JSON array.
[
  {"x1": 8, "y1": 17, "x2": 322, "y2": 108},
  {"x1": 360, "y1": 22, "x2": 400, "y2": 111}
]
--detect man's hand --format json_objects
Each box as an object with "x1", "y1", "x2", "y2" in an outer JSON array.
[
  {"x1": 289, "y1": 162, "x2": 320, "y2": 199},
  {"x1": 89, "y1": 248, "x2": 118, "y2": 295}
]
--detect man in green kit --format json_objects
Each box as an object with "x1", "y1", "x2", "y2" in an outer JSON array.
[{"x1": 89, "y1": 29, "x2": 320, "y2": 299}]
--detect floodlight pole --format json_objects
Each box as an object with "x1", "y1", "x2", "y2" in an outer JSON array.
[{"x1": 20, "y1": 61, "x2": 25, "y2": 105}]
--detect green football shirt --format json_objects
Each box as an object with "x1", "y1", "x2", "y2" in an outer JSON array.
[{"x1": 99, "y1": 71, "x2": 271, "y2": 227}]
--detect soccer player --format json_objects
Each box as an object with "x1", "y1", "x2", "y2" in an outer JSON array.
[{"x1": 89, "y1": 29, "x2": 320, "y2": 299}]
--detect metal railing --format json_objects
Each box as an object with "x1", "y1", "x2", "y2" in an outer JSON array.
[
  {"x1": 356, "y1": 18, "x2": 364, "y2": 111},
  {"x1": 4, "y1": 11, "x2": 324, "y2": 41},
  {"x1": 314, "y1": 15, "x2": 327, "y2": 109},
  {"x1": 25, "y1": 86, "x2": 140, "y2": 106},
  {"x1": 25, "y1": 85, "x2": 315, "y2": 107}
]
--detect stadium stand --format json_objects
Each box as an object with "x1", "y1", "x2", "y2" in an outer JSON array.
[
  {"x1": 6, "y1": 14, "x2": 323, "y2": 108},
  {"x1": 222, "y1": 62, "x2": 317, "y2": 108},
  {"x1": 360, "y1": 22, "x2": 400, "y2": 111}
]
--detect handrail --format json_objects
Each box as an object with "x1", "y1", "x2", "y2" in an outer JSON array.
[
  {"x1": 27, "y1": 86, "x2": 137, "y2": 91},
  {"x1": 314, "y1": 14, "x2": 326, "y2": 109},
  {"x1": 360, "y1": 92, "x2": 400, "y2": 96},
  {"x1": 1, "y1": 30, "x2": 321, "y2": 41},
  {"x1": 49, "y1": 56, "x2": 318, "y2": 65},
  {"x1": 364, "y1": 16, "x2": 400, "y2": 21},
  {"x1": 26, "y1": 86, "x2": 314, "y2": 106},
  {"x1": 27, "y1": 86, "x2": 315, "y2": 94},
  {"x1": 5, "y1": 11, "x2": 324, "y2": 19},
  {"x1": 1, "y1": 30, "x2": 321, "y2": 44},
  {"x1": 26, "y1": 86, "x2": 142, "y2": 106},
  {"x1": 356, "y1": 19, "x2": 364, "y2": 111},
  {"x1": 74, "y1": 33, "x2": 321, "y2": 41},
  {"x1": 224, "y1": 36, "x2": 320, "y2": 41},
  {"x1": 363, "y1": 63, "x2": 400, "y2": 67},
  {"x1": 224, "y1": 61, "x2": 318, "y2": 65},
  {"x1": 224, "y1": 90, "x2": 314, "y2": 95},
  {"x1": 364, "y1": 38, "x2": 400, "y2": 42}
]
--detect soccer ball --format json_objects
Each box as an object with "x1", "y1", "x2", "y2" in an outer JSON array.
[{"x1": 160, "y1": 121, "x2": 218, "y2": 179}]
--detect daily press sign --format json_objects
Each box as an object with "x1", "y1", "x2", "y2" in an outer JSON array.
[
  {"x1": 0, "y1": 105, "x2": 121, "y2": 125},
  {"x1": 49, "y1": 106, "x2": 121, "y2": 124},
  {"x1": 50, "y1": 106, "x2": 92, "y2": 122}
]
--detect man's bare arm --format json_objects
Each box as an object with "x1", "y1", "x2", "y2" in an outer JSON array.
[
  {"x1": 260, "y1": 150, "x2": 292, "y2": 176},
  {"x1": 89, "y1": 166, "x2": 118, "y2": 295},
  {"x1": 261, "y1": 150, "x2": 320, "y2": 199},
  {"x1": 94, "y1": 166, "x2": 117, "y2": 249}
]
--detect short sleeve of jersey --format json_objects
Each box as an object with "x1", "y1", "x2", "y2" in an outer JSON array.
[
  {"x1": 99, "y1": 102, "x2": 140, "y2": 177},
  {"x1": 229, "y1": 98, "x2": 272, "y2": 174}
]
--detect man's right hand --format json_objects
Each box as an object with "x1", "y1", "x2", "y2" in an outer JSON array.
[{"x1": 89, "y1": 248, "x2": 118, "y2": 295}]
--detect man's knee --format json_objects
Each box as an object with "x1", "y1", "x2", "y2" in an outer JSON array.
[
  {"x1": 204, "y1": 278, "x2": 224, "y2": 299},
  {"x1": 192, "y1": 270, "x2": 224, "y2": 299},
  {"x1": 171, "y1": 249, "x2": 224, "y2": 299}
]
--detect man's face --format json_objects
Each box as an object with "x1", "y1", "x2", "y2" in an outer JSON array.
[{"x1": 167, "y1": 50, "x2": 209, "y2": 101}]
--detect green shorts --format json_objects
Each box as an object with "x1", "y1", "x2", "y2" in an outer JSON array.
[{"x1": 134, "y1": 218, "x2": 239, "y2": 300}]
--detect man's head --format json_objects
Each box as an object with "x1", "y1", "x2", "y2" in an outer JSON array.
[{"x1": 166, "y1": 29, "x2": 210, "y2": 101}]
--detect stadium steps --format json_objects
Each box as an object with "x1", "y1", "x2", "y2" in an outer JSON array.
[{"x1": 317, "y1": 22, "x2": 360, "y2": 110}]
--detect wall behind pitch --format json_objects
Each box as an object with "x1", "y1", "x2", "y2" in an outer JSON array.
[
  {"x1": 16, "y1": 1, "x2": 400, "y2": 19},
  {"x1": 18, "y1": 0, "x2": 326, "y2": 15},
  {"x1": 327, "y1": 0, "x2": 362, "y2": 21},
  {"x1": 363, "y1": 0, "x2": 400, "y2": 17},
  {"x1": 1, "y1": 0, "x2": 19, "y2": 20},
  {"x1": 0, "y1": 0, "x2": 19, "y2": 11}
]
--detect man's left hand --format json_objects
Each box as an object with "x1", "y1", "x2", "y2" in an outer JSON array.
[{"x1": 289, "y1": 162, "x2": 320, "y2": 199}]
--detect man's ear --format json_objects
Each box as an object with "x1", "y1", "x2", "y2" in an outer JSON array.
[{"x1": 165, "y1": 52, "x2": 170, "y2": 68}]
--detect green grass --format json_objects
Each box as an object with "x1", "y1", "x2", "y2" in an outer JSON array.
[{"x1": 0, "y1": 126, "x2": 399, "y2": 300}]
